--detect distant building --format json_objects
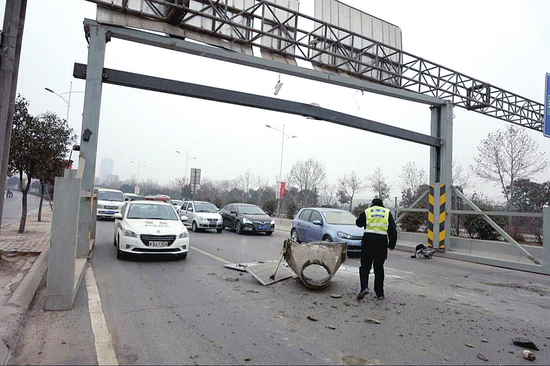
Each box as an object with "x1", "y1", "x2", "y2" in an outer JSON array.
[
  {"x1": 104, "y1": 174, "x2": 119, "y2": 184},
  {"x1": 100, "y1": 157, "x2": 114, "y2": 182}
]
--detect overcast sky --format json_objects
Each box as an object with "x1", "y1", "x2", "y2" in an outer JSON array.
[{"x1": 2, "y1": 0, "x2": 549, "y2": 202}]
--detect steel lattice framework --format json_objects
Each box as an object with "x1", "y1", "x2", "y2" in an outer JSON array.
[{"x1": 88, "y1": 0, "x2": 544, "y2": 131}]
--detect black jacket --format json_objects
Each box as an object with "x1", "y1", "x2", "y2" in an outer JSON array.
[{"x1": 355, "y1": 207, "x2": 397, "y2": 250}]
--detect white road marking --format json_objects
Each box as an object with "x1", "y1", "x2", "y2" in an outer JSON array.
[
  {"x1": 191, "y1": 246, "x2": 231, "y2": 264},
  {"x1": 85, "y1": 265, "x2": 118, "y2": 366}
]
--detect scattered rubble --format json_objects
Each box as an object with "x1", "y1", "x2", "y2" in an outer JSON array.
[
  {"x1": 477, "y1": 353, "x2": 488, "y2": 362},
  {"x1": 307, "y1": 314, "x2": 319, "y2": 321},
  {"x1": 465, "y1": 344, "x2": 474, "y2": 348},
  {"x1": 364, "y1": 318, "x2": 381, "y2": 324},
  {"x1": 327, "y1": 325, "x2": 336, "y2": 330},
  {"x1": 330, "y1": 294, "x2": 342, "y2": 298},
  {"x1": 523, "y1": 350, "x2": 536, "y2": 361}
]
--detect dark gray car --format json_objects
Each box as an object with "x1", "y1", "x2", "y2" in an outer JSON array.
[{"x1": 220, "y1": 203, "x2": 275, "y2": 235}]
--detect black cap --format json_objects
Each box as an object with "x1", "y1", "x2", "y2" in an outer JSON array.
[{"x1": 371, "y1": 198, "x2": 384, "y2": 207}]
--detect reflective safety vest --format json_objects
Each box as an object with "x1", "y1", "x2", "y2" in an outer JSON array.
[{"x1": 365, "y1": 206, "x2": 390, "y2": 235}]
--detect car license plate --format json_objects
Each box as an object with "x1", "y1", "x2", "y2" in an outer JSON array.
[
  {"x1": 258, "y1": 225, "x2": 268, "y2": 230},
  {"x1": 149, "y1": 241, "x2": 168, "y2": 248},
  {"x1": 106, "y1": 211, "x2": 115, "y2": 214}
]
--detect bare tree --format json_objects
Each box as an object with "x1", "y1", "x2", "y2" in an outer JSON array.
[
  {"x1": 366, "y1": 167, "x2": 392, "y2": 203},
  {"x1": 319, "y1": 183, "x2": 337, "y2": 207},
  {"x1": 399, "y1": 162, "x2": 427, "y2": 194},
  {"x1": 337, "y1": 171, "x2": 366, "y2": 211},
  {"x1": 472, "y1": 125, "x2": 548, "y2": 224},
  {"x1": 287, "y1": 158, "x2": 326, "y2": 207},
  {"x1": 452, "y1": 160, "x2": 472, "y2": 191}
]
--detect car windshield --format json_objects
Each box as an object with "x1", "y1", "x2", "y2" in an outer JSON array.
[
  {"x1": 172, "y1": 200, "x2": 183, "y2": 206},
  {"x1": 98, "y1": 191, "x2": 124, "y2": 202},
  {"x1": 126, "y1": 203, "x2": 179, "y2": 221},
  {"x1": 238, "y1": 205, "x2": 266, "y2": 215},
  {"x1": 322, "y1": 210, "x2": 357, "y2": 225},
  {"x1": 195, "y1": 202, "x2": 217, "y2": 213}
]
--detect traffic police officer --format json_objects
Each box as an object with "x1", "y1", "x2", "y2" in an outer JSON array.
[{"x1": 355, "y1": 198, "x2": 397, "y2": 300}]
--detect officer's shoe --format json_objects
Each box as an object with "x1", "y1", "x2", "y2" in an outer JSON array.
[
  {"x1": 356, "y1": 288, "x2": 369, "y2": 300},
  {"x1": 376, "y1": 295, "x2": 385, "y2": 300}
]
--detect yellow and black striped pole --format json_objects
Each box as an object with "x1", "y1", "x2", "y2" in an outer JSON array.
[{"x1": 428, "y1": 183, "x2": 446, "y2": 250}]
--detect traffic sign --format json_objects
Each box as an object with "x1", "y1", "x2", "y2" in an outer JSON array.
[{"x1": 544, "y1": 73, "x2": 550, "y2": 137}]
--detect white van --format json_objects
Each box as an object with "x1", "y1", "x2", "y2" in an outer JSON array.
[{"x1": 97, "y1": 188, "x2": 125, "y2": 219}]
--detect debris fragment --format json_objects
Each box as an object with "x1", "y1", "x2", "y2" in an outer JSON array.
[
  {"x1": 399, "y1": 303, "x2": 406, "y2": 306},
  {"x1": 307, "y1": 314, "x2": 319, "y2": 321},
  {"x1": 444, "y1": 356, "x2": 449, "y2": 361},
  {"x1": 465, "y1": 344, "x2": 474, "y2": 348},
  {"x1": 217, "y1": 248, "x2": 221, "y2": 250},
  {"x1": 327, "y1": 325, "x2": 336, "y2": 330},
  {"x1": 344, "y1": 302, "x2": 351, "y2": 307},
  {"x1": 244, "y1": 356, "x2": 252, "y2": 362},
  {"x1": 396, "y1": 310, "x2": 401, "y2": 314},
  {"x1": 331, "y1": 294, "x2": 342, "y2": 298},
  {"x1": 512, "y1": 338, "x2": 539, "y2": 351},
  {"x1": 523, "y1": 350, "x2": 536, "y2": 361},
  {"x1": 477, "y1": 353, "x2": 488, "y2": 362},
  {"x1": 364, "y1": 318, "x2": 381, "y2": 324},
  {"x1": 224, "y1": 278, "x2": 239, "y2": 282},
  {"x1": 341, "y1": 355, "x2": 380, "y2": 365},
  {"x1": 481, "y1": 339, "x2": 488, "y2": 343}
]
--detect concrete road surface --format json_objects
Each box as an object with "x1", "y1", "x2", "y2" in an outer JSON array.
[
  {"x1": 8, "y1": 221, "x2": 550, "y2": 364},
  {"x1": 2, "y1": 191, "x2": 42, "y2": 227}
]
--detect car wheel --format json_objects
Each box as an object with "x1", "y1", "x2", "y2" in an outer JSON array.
[
  {"x1": 323, "y1": 235, "x2": 332, "y2": 242},
  {"x1": 113, "y1": 231, "x2": 117, "y2": 246},
  {"x1": 291, "y1": 229, "x2": 300, "y2": 243},
  {"x1": 265, "y1": 231, "x2": 273, "y2": 236},
  {"x1": 217, "y1": 228, "x2": 223, "y2": 233},
  {"x1": 235, "y1": 221, "x2": 242, "y2": 234},
  {"x1": 192, "y1": 221, "x2": 199, "y2": 232}
]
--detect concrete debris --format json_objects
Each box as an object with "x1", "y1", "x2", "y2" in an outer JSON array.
[
  {"x1": 523, "y1": 350, "x2": 536, "y2": 361},
  {"x1": 364, "y1": 318, "x2": 381, "y2": 324},
  {"x1": 444, "y1": 356, "x2": 449, "y2": 361},
  {"x1": 330, "y1": 294, "x2": 342, "y2": 298},
  {"x1": 244, "y1": 356, "x2": 252, "y2": 362},
  {"x1": 307, "y1": 314, "x2": 319, "y2": 321},
  {"x1": 477, "y1": 353, "x2": 488, "y2": 362},
  {"x1": 327, "y1": 325, "x2": 336, "y2": 330},
  {"x1": 344, "y1": 302, "x2": 351, "y2": 307},
  {"x1": 481, "y1": 339, "x2": 488, "y2": 343},
  {"x1": 465, "y1": 344, "x2": 474, "y2": 348},
  {"x1": 224, "y1": 278, "x2": 239, "y2": 282},
  {"x1": 216, "y1": 248, "x2": 221, "y2": 250},
  {"x1": 341, "y1": 355, "x2": 380, "y2": 365},
  {"x1": 283, "y1": 239, "x2": 347, "y2": 289},
  {"x1": 512, "y1": 338, "x2": 539, "y2": 351}
]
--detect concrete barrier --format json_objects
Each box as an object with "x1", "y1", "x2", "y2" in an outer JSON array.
[
  {"x1": 274, "y1": 218, "x2": 292, "y2": 234},
  {"x1": 272, "y1": 220, "x2": 548, "y2": 275}
]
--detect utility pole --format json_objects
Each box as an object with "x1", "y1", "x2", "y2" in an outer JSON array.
[{"x1": 0, "y1": 0, "x2": 28, "y2": 230}]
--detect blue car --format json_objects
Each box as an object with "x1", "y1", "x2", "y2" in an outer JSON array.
[{"x1": 290, "y1": 208, "x2": 364, "y2": 254}]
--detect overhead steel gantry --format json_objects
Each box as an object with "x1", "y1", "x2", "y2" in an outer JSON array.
[{"x1": 87, "y1": 0, "x2": 544, "y2": 131}]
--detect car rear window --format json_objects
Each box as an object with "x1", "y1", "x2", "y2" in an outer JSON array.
[{"x1": 322, "y1": 210, "x2": 356, "y2": 225}]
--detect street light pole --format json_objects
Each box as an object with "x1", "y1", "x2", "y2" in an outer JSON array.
[
  {"x1": 130, "y1": 160, "x2": 145, "y2": 194},
  {"x1": 45, "y1": 82, "x2": 84, "y2": 125},
  {"x1": 266, "y1": 124, "x2": 297, "y2": 217},
  {"x1": 176, "y1": 150, "x2": 196, "y2": 184}
]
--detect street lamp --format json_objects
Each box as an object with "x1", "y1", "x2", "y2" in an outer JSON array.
[
  {"x1": 176, "y1": 150, "x2": 197, "y2": 184},
  {"x1": 266, "y1": 124, "x2": 297, "y2": 217},
  {"x1": 44, "y1": 81, "x2": 84, "y2": 124},
  {"x1": 130, "y1": 160, "x2": 146, "y2": 194}
]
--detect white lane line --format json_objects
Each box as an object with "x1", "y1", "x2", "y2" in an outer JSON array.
[
  {"x1": 85, "y1": 265, "x2": 118, "y2": 366},
  {"x1": 191, "y1": 246, "x2": 231, "y2": 264}
]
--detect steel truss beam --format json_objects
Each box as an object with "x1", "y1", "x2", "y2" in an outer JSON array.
[
  {"x1": 72, "y1": 63, "x2": 440, "y2": 147},
  {"x1": 86, "y1": 0, "x2": 544, "y2": 132}
]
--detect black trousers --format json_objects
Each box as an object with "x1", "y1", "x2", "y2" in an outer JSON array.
[{"x1": 359, "y1": 235, "x2": 388, "y2": 297}]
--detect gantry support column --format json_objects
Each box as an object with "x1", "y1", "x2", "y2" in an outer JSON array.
[
  {"x1": 77, "y1": 23, "x2": 108, "y2": 257},
  {"x1": 429, "y1": 101, "x2": 453, "y2": 250}
]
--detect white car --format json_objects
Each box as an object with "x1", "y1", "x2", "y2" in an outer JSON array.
[
  {"x1": 97, "y1": 188, "x2": 125, "y2": 219},
  {"x1": 113, "y1": 201, "x2": 189, "y2": 259},
  {"x1": 180, "y1": 201, "x2": 223, "y2": 233}
]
